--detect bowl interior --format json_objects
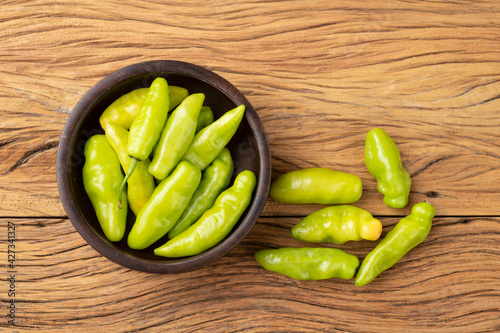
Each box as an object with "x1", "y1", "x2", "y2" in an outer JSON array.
[{"x1": 58, "y1": 61, "x2": 270, "y2": 273}]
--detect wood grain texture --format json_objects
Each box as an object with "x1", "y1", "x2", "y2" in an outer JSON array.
[
  {"x1": 1, "y1": 0, "x2": 499, "y2": 331},
  {"x1": 0, "y1": 217, "x2": 498, "y2": 332},
  {"x1": 0, "y1": 0, "x2": 499, "y2": 216}
]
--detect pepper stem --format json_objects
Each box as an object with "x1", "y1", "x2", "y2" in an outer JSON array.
[{"x1": 118, "y1": 157, "x2": 139, "y2": 209}]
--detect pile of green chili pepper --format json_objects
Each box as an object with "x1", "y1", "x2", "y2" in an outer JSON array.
[
  {"x1": 257, "y1": 128, "x2": 435, "y2": 286},
  {"x1": 83, "y1": 77, "x2": 255, "y2": 258}
]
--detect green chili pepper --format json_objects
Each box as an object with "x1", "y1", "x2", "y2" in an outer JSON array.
[
  {"x1": 269, "y1": 168, "x2": 363, "y2": 205},
  {"x1": 127, "y1": 161, "x2": 201, "y2": 250},
  {"x1": 154, "y1": 170, "x2": 256, "y2": 257},
  {"x1": 254, "y1": 247, "x2": 359, "y2": 280},
  {"x1": 99, "y1": 86, "x2": 188, "y2": 130},
  {"x1": 119, "y1": 77, "x2": 170, "y2": 207},
  {"x1": 82, "y1": 135, "x2": 127, "y2": 242},
  {"x1": 182, "y1": 104, "x2": 245, "y2": 170},
  {"x1": 100, "y1": 88, "x2": 148, "y2": 130},
  {"x1": 195, "y1": 106, "x2": 214, "y2": 133},
  {"x1": 365, "y1": 128, "x2": 411, "y2": 208},
  {"x1": 149, "y1": 93, "x2": 205, "y2": 180},
  {"x1": 291, "y1": 205, "x2": 382, "y2": 244},
  {"x1": 168, "y1": 148, "x2": 234, "y2": 239},
  {"x1": 168, "y1": 86, "x2": 190, "y2": 113},
  {"x1": 104, "y1": 123, "x2": 155, "y2": 216},
  {"x1": 355, "y1": 201, "x2": 435, "y2": 287}
]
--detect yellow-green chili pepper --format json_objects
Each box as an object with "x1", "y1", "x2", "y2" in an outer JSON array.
[
  {"x1": 365, "y1": 128, "x2": 411, "y2": 208},
  {"x1": 104, "y1": 123, "x2": 155, "y2": 216},
  {"x1": 355, "y1": 201, "x2": 435, "y2": 287},
  {"x1": 99, "y1": 86, "x2": 189, "y2": 130},
  {"x1": 168, "y1": 148, "x2": 234, "y2": 239},
  {"x1": 269, "y1": 168, "x2": 363, "y2": 205},
  {"x1": 168, "y1": 86, "x2": 190, "y2": 113},
  {"x1": 291, "y1": 205, "x2": 382, "y2": 244},
  {"x1": 254, "y1": 247, "x2": 359, "y2": 280},
  {"x1": 195, "y1": 106, "x2": 214, "y2": 133},
  {"x1": 82, "y1": 135, "x2": 127, "y2": 242},
  {"x1": 127, "y1": 161, "x2": 201, "y2": 250},
  {"x1": 182, "y1": 104, "x2": 245, "y2": 170},
  {"x1": 149, "y1": 93, "x2": 205, "y2": 180},
  {"x1": 119, "y1": 77, "x2": 170, "y2": 207},
  {"x1": 154, "y1": 170, "x2": 256, "y2": 257}
]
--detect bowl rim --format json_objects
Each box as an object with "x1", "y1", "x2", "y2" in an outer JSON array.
[{"x1": 56, "y1": 60, "x2": 271, "y2": 273}]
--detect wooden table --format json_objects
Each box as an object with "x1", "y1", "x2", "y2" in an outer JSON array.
[{"x1": 1, "y1": 1, "x2": 499, "y2": 332}]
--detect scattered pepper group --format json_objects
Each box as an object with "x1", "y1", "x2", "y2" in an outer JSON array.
[
  {"x1": 83, "y1": 77, "x2": 255, "y2": 258},
  {"x1": 257, "y1": 128, "x2": 435, "y2": 286}
]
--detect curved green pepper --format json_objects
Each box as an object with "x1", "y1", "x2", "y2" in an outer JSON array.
[
  {"x1": 195, "y1": 106, "x2": 214, "y2": 133},
  {"x1": 355, "y1": 201, "x2": 435, "y2": 287},
  {"x1": 182, "y1": 104, "x2": 245, "y2": 170},
  {"x1": 365, "y1": 128, "x2": 411, "y2": 208},
  {"x1": 149, "y1": 93, "x2": 205, "y2": 180},
  {"x1": 119, "y1": 77, "x2": 170, "y2": 206},
  {"x1": 99, "y1": 88, "x2": 148, "y2": 130},
  {"x1": 291, "y1": 205, "x2": 382, "y2": 244},
  {"x1": 127, "y1": 161, "x2": 201, "y2": 250},
  {"x1": 168, "y1": 148, "x2": 234, "y2": 239},
  {"x1": 154, "y1": 170, "x2": 256, "y2": 257},
  {"x1": 269, "y1": 168, "x2": 363, "y2": 205},
  {"x1": 99, "y1": 86, "x2": 188, "y2": 130},
  {"x1": 82, "y1": 135, "x2": 127, "y2": 242},
  {"x1": 105, "y1": 123, "x2": 155, "y2": 216},
  {"x1": 254, "y1": 247, "x2": 359, "y2": 280},
  {"x1": 167, "y1": 86, "x2": 190, "y2": 113}
]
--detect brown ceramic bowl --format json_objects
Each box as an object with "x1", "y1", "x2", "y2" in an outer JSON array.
[{"x1": 57, "y1": 60, "x2": 271, "y2": 273}]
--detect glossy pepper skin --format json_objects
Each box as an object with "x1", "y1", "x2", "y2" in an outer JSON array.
[
  {"x1": 149, "y1": 93, "x2": 205, "y2": 180},
  {"x1": 355, "y1": 201, "x2": 435, "y2": 287},
  {"x1": 365, "y1": 128, "x2": 411, "y2": 208},
  {"x1": 254, "y1": 248, "x2": 359, "y2": 280},
  {"x1": 291, "y1": 205, "x2": 382, "y2": 244},
  {"x1": 167, "y1": 86, "x2": 190, "y2": 113},
  {"x1": 154, "y1": 170, "x2": 256, "y2": 257},
  {"x1": 195, "y1": 106, "x2": 214, "y2": 133},
  {"x1": 168, "y1": 148, "x2": 234, "y2": 239},
  {"x1": 127, "y1": 161, "x2": 201, "y2": 250},
  {"x1": 82, "y1": 135, "x2": 127, "y2": 242},
  {"x1": 105, "y1": 123, "x2": 155, "y2": 216},
  {"x1": 182, "y1": 104, "x2": 245, "y2": 170},
  {"x1": 269, "y1": 168, "x2": 363, "y2": 205},
  {"x1": 99, "y1": 86, "x2": 188, "y2": 130},
  {"x1": 119, "y1": 77, "x2": 170, "y2": 206}
]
